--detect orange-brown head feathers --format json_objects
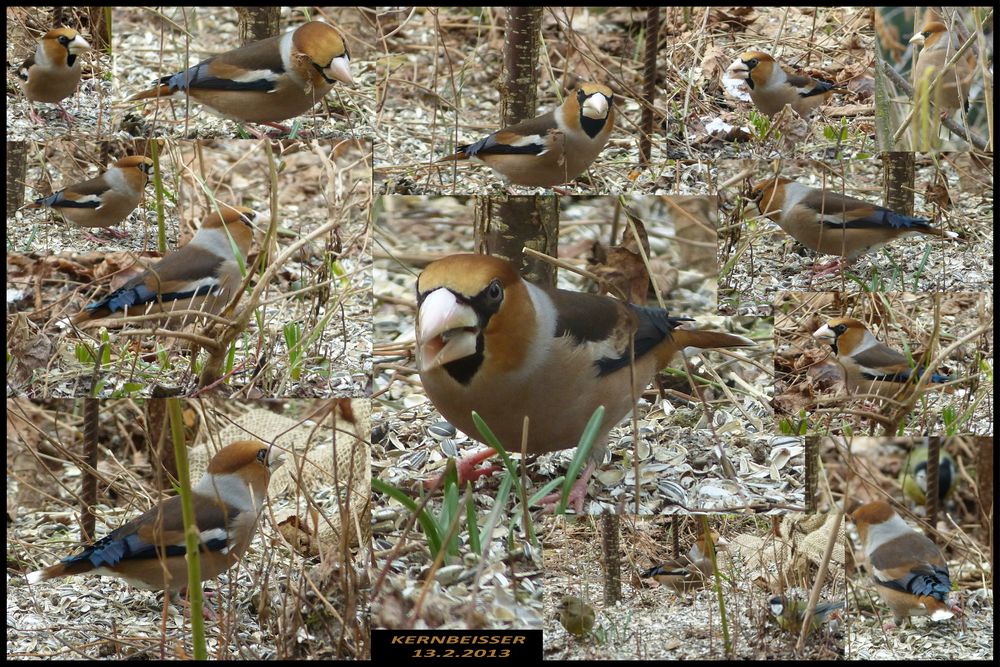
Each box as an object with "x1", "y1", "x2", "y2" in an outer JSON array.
[
  {"x1": 203, "y1": 440, "x2": 283, "y2": 499},
  {"x1": 43, "y1": 27, "x2": 90, "y2": 55},
  {"x1": 729, "y1": 51, "x2": 776, "y2": 86},
  {"x1": 114, "y1": 155, "x2": 154, "y2": 171},
  {"x1": 417, "y1": 253, "x2": 523, "y2": 298},
  {"x1": 813, "y1": 317, "x2": 868, "y2": 356},
  {"x1": 851, "y1": 499, "x2": 896, "y2": 527},
  {"x1": 416, "y1": 254, "x2": 534, "y2": 375},
  {"x1": 909, "y1": 21, "x2": 948, "y2": 47},
  {"x1": 292, "y1": 21, "x2": 353, "y2": 87},
  {"x1": 749, "y1": 176, "x2": 790, "y2": 214}
]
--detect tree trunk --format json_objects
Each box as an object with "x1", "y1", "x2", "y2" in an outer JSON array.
[
  {"x1": 237, "y1": 6, "x2": 281, "y2": 45},
  {"x1": 639, "y1": 7, "x2": 660, "y2": 165},
  {"x1": 6, "y1": 142, "x2": 26, "y2": 218},
  {"x1": 977, "y1": 436, "x2": 993, "y2": 542},
  {"x1": 81, "y1": 398, "x2": 98, "y2": 542},
  {"x1": 602, "y1": 513, "x2": 621, "y2": 606},
  {"x1": 883, "y1": 151, "x2": 915, "y2": 215},
  {"x1": 501, "y1": 7, "x2": 542, "y2": 126},
  {"x1": 473, "y1": 195, "x2": 558, "y2": 286}
]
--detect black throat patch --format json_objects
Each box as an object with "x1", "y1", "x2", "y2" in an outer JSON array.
[{"x1": 579, "y1": 113, "x2": 607, "y2": 139}]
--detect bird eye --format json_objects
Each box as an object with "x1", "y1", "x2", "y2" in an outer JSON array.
[
  {"x1": 59, "y1": 36, "x2": 70, "y2": 45},
  {"x1": 486, "y1": 279, "x2": 503, "y2": 302},
  {"x1": 577, "y1": 89, "x2": 587, "y2": 103},
  {"x1": 834, "y1": 324, "x2": 846, "y2": 334},
  {"x1": 257, "y1": 448, "x2": 268, "y2": 464}
]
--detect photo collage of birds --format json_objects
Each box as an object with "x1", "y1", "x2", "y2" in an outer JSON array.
[{"x1": 6, "y1": 6, "x2": 992, "y2": 662}]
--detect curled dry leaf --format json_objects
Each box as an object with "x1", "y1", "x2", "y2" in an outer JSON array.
[{"x1": 7, "y1": 313, "x2": 53, "y2": 389}]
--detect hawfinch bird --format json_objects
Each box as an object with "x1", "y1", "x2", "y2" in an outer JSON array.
[
  {"x1": 727, "y1": 51, "x2": 842, "y2": 117},
  {"x1": 899, "y1": 445, "x2": 957, "y2": 506},
  {"x1": 28, "y1": 156, "x2": 155, "y2": 241},
  {"x1": 751, "y1": 177, "x2": 958, "y2": 275},
  {"x1": 640, "y1": 532, "x2": 727, "y2": 592},
  {"x1": 851, "y1": 500, "x2": 956, "y2": 624},
  {"x1": 812, "y1": 318, "x2": 951, "y2": 400},
  {"x1": 557, "y1": 595, "x2": 596, "y2": 637},
  {"x1": 127, "y1": 21, "x2": 353, "y2": 131},
  {"x1": 14, "y1": 27, "x2": 91, "y2": 123},
  {"x1": 769, "y1": 596, "x2": 844, "y2": 635},
  {"x1": 416, "y1": 253, "x2": 754, "y2": 512},
  {"x1": 909, "y1": 20, "x2": 974, "y2": 115},
  {"x1": 27, "y1": 440, "x2": 283, "y2": 593},
  {"x1": 440, "y1": 84, "x2": 615, "y2": 188},
  {"x1": 73, "y1": 204, "x2": 259, "y2": 326}
]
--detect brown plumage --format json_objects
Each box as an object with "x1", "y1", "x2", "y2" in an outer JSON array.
[
  {"x1": 439, "y1": 84, "x2": 615, "y2": 187},
  {"x1": 127, "y1": 21, "x2": 352, "y2": 127},
  {"x1": 751, "y1": 176, "x2": 959, "y2": 275},
  {"x1": 851, "y1": 500, "x2": 956, "y2": 624},
  {"x1": 728, "y1": 51, "x2": 843, "y2": 117},
  {"x1": 416, "y1": 253, "x2": 754, "y2": 511},
  {"x1": 28, "y1": 156, "x2": 154, "y2": 237},
  {"x1": 640, "y1": 532, "x2": 727, "y2": 592},
  {"x1": 27, "y1": 440, "x2": 283, "y2": 592},
  {"x1": 15, "y1": 27, "x2": 91, "y2": 122},
  {"x1": 73, "y1": 205, "x2": 259, "y2": 326},
  {"x1": 909, "y1": 20, "x2": 975, "y2": 114}
]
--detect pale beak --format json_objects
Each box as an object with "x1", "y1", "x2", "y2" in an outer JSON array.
[
  {"x1": 813, "y1": 324, "x2": 835, "y2": 341},
  {"x1": 908, "y1": 32, "x2": 926, "y2": 46},
  {"x1": 581, "y1": 93, "x2": 609, "y2": 120},
  {"x1": 727, "y1": 59, "x2": 749, "y2": 79},
  {"x1": 417, "y1": 288, "x2": 479, "y2": 371},
  {"x1": 268, "y1": 447, "x2": 286, "y2": 472},
  {"x1": 70, "y1": 35, "x2": 91, "y2": 54},
  {"x1": 327, "y1": 55, "x2": 354, "y2": 85}
]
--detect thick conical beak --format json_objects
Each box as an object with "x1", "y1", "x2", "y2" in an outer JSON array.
[
  {"x1": 417, "y1": 288, "x2": 479, "y2": 371},
  {"x1": 327, "y1": 55, "x2": 353, "y2": 85},
  {"x1": 582, "y1": 93, "x2": 609, "y2": 120},
  {"x1": 813, "y1": 324, "x2": 835, "y2": 341},
  {"x1": 70, "y1": 35, "x2": 91, "y2": 54}
]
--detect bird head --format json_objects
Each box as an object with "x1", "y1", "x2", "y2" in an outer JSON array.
[
  {"x1": 44, "y1": 27, "x2": 91, "y2": 59},
  {"x1": 576, "y1": 83, "x2": 613, "y2": 120},
  {"x1": 416, "y1": 254, "x2": 534, "y2": 378},
  {"x1": 849, "y1": 499, "x2": 897, "y2": 546},
  {"x1": 728, "y1": 51, "x2": 776, "y2": 89},
  {"x1": 813, "y1": 317, "x2": 869, "y2": 356},
  {"x1": 293, "y1": 21, "x2": 353, "y2": 87},
  {"x1": 115, "y1": 155, "x2": 155, "y2": 179},
  {"x1": 909, "y1": 21, "x2": 948, "y2": 48},
  {"x1": 749, "y1": 176, "x2": 791, "y2": 215},
  {"x1": 197, "y1": 439, "x2": 284, "y2": 510},
  {"x1": 199, "y1": 204, "x2": 263, "y2": 257},
  {"x1": 769, "y1": 595, "x2": 788, "y2": 618}
]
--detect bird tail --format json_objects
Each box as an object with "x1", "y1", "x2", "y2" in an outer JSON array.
[
  {"x1": 921, "y1": 596, "x2": 956, "y2": 622},
  {"x1": 436, "y1": 149, "x2": 469, "y2": 163},
  {"x1": 640, "y1": 565, "x2": 665, "y2": 578},
  {"x1": 670, "y1": 330, "x2": 754, "y2": 352},
  {"x1": 916, "y1": 225, "x2": 962, "y2": 241},
  {"x1": 656, "y1": 329, "x2": 753, "y2": 369},
  {"x1": 72, "y1": 301, "x2": 114, "y2": 325},
  {"x1": 814, "y1": 600, "x2": 846, "y2": 618},
  {"x1": 26, "y1": 560, "x2": 92, "y2": 584},
  {"x1": 127, "y1": 84, "x2": 174, "y2": 102},
  {"x1": 640, "y1": 564, "x2": 686, "y2": 578}
]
